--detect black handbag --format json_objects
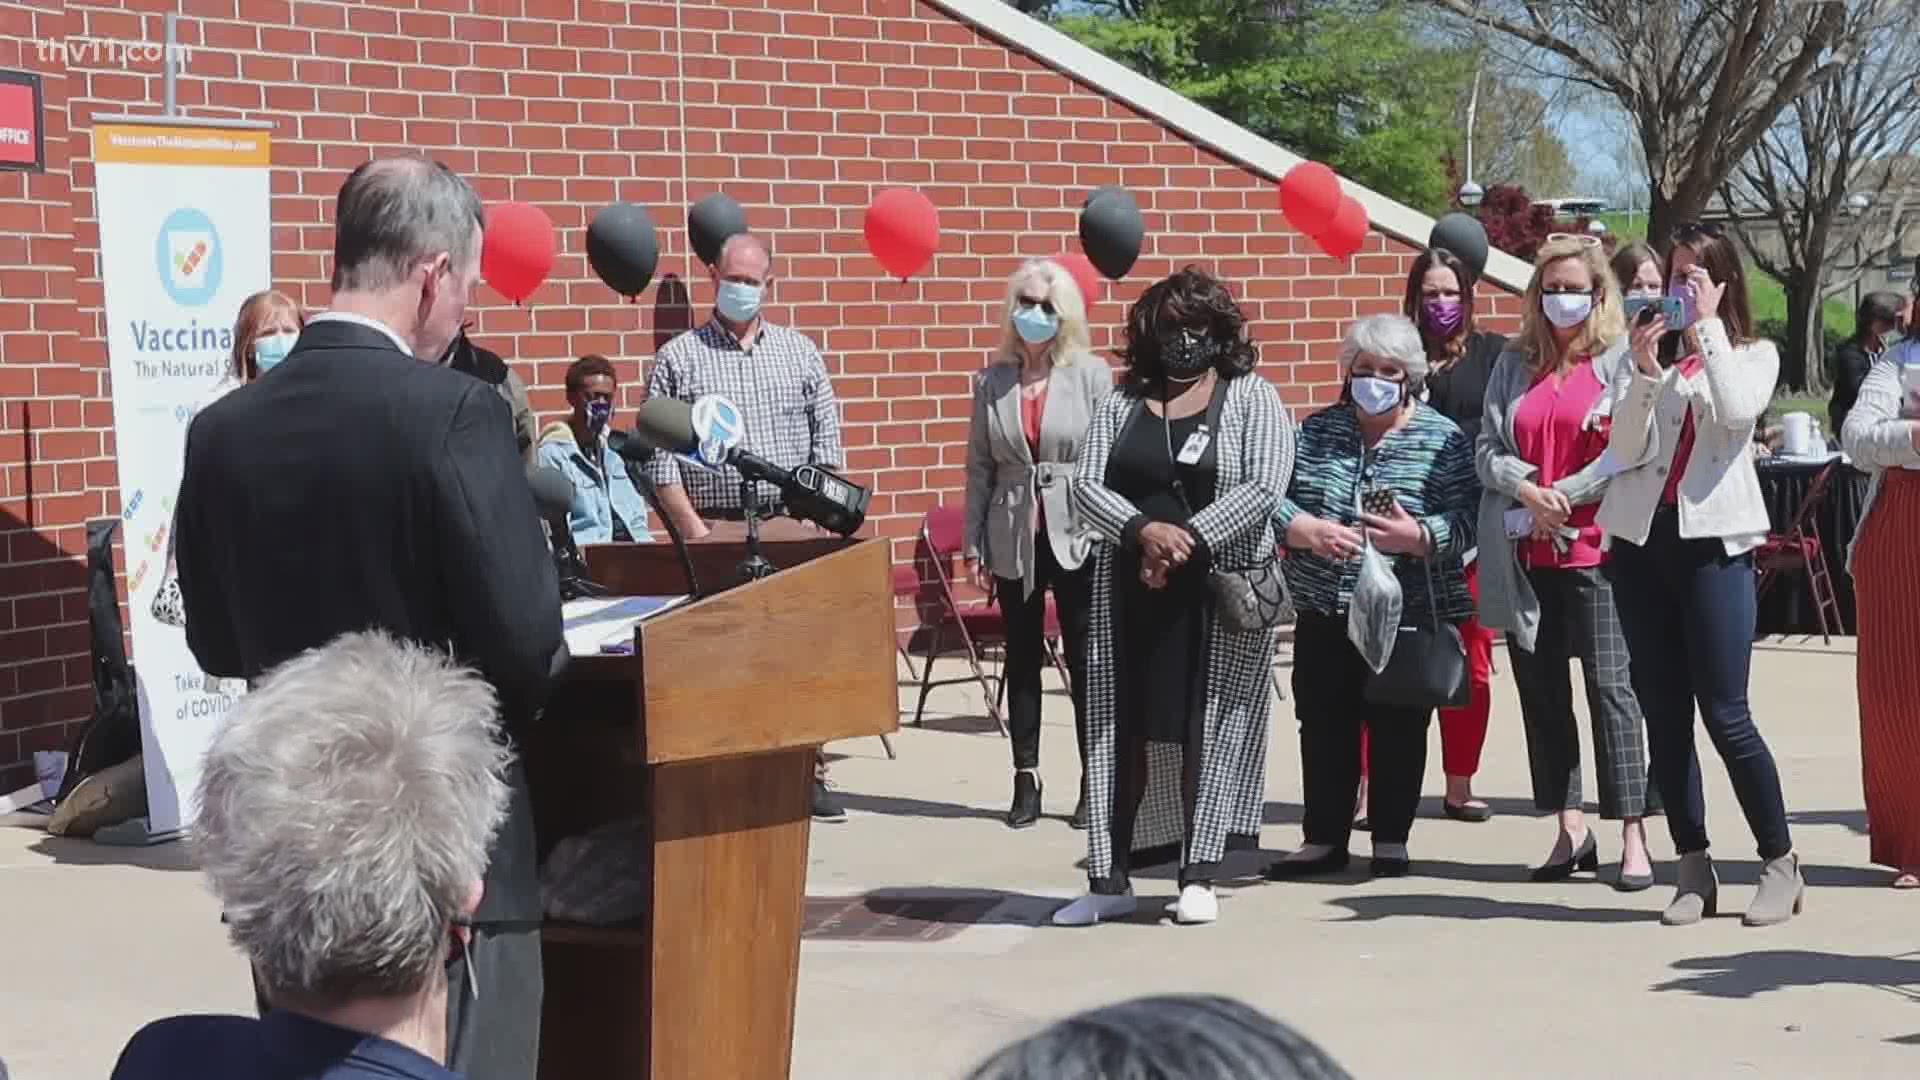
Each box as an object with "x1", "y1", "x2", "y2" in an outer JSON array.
[
  {"x1": 1161, "y1": 378, "x2": 1288, "y2": 634},
  {"x1": 1363, "y1": 553, "x2": 1469, "y2": 709}
]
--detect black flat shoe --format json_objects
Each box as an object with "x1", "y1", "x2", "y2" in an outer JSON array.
[
  {"x1": 1370, "y1": 857, "x2": 1411, "y2": 878},
  {"x1": 1442, "y1": 800, "x2": 1492, "y2": 823},
  {"x1": 1069, "y1": 793, "x2": 1088, "y2": 830},
  {"x1": 1530, "y1": 830, "x2": 1599, "y2": 882},
  {"x1": 1007, "y1": 772, "x2": 1041, "y2": 829},
  {"x1": 1352, "y1": 816, "x2": 1371, "y2": 832},
  {"x1": 1264, "y1": 849, "x2": 1350, "y2": 880}
]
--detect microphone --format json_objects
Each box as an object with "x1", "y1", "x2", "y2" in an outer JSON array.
[
  {"x1": 598, "y1": 425, "x2": 704, "y2": 600},
  {"x1": 526, "y1": 464, "x2": 607, "y2": 601},
  {"x1": 621, "y1": 396, "x2": 870, "y2": 537}
]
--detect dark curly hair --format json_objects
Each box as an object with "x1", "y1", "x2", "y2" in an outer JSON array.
[{"x1": 1118, "y1": 266, "x2": 1258, "y2": 394}]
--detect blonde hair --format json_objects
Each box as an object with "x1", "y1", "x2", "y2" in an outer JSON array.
[
  {"x1": 229, "y1": 289, "x2": 305, "y2": 381},
  {"x1": 1518, "y1": 237, "x2": 1624, "y2": 375},
  {"x1": 995, "y1": 259, "x2": 1091, "y2": 366}
]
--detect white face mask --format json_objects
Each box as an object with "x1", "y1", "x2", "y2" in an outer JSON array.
[
  {"x1": 1349, "y1": 375, "x2": 1404, "y2": 416},
  {"x1": 1541, "y1": 292, "x2": 1593, "y2": 330}
]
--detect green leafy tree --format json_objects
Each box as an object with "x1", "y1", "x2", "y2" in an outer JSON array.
[{"x1": 1054, "y1": 1, "x2": 1468, "y2": 212}]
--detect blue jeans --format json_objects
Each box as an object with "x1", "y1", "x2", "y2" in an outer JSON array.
[{"x1": 1607, "y1": 508, "x2": 1792, "y2": 861}]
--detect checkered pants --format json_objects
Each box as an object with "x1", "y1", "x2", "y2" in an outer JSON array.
[{"x1": 1507, "y1": 565, "x2": 1658, "y2": 820}]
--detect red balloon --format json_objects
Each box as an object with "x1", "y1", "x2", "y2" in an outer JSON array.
[
  {"x1": 1052, "y1": 252, "x2": 1101, "y2": 309},
  {"x1": 481, "y1": 202, "x2": 556, "y2": 305},
  {"x1": 863, "y1": 188, "x2": 940, "y2": 280},
  {"x1": 1314, "y1": 196, "x2": 1369, "y2": 260},
  {"x1": 1279, "y1": 161, "x2": 1343, "y2": 239}
]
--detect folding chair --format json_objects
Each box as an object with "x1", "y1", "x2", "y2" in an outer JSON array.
[
  {"x1": 904, "y1": 505, "x2": 1013, "y2": 735},
  {"x1": 1754, "y1": 460, "x2": 1845, "y2": 644}
]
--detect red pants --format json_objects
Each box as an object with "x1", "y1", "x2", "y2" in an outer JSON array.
[{"x1": 1360, "y1": 560, "x2": 1494, "y2": 780}]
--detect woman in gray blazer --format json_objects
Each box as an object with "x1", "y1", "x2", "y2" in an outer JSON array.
[{"x1": 965, "y1": 260, "x2": 1115, "y2": 829}]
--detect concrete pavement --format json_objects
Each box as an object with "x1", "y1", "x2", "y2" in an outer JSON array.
[{"x1": 3, "y1": 634, "x2": 1913, "y2": 1079}]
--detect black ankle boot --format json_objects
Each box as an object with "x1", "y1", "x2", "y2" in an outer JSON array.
[{"x1": 1007, "y1": 771, "x2": 1041, "y2": 829}]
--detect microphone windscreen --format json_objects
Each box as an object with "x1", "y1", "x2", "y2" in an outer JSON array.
[
  {"x1": 526, "y1": 465, "x2": 576, "y2": 517},
  {"x1": 634, "y1": 397, "x2": 698, "y2": 454}
]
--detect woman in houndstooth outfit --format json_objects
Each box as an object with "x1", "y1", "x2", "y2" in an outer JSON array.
[{"x1": 1053, "y1": 268, "x2": 1294, "y2": 927}]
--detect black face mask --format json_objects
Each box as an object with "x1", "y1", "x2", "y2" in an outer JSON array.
[{"x1": 1163, "y1": 329, "x2": 1221, "y2": 378}]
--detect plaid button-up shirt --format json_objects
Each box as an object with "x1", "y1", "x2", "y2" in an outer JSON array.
[{"x1": 644, "y1": 319, "x2": 845, "y2": 512}]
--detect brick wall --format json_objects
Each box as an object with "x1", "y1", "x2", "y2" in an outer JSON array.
[{"x1": 0, "y1": 0, "x2": 1523, "y2": 791}]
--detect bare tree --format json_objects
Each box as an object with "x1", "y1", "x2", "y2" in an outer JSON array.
[
  {"x1": 1729, "y1": 20, "x2": 1920, "y2": 392},
  {"x1": 1424, "y1": 0, "x2": 1868, "y2": 250}
]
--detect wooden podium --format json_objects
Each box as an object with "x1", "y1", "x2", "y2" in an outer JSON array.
[{"x1": 522, "y1": 536, "x2": 897, "y2": 1079}]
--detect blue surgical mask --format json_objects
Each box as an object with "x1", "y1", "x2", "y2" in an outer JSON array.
[
  {"x1": 1012, "y1": 305, "x2": 1058, "y2": 344},
  {"x1": 1349, "y1": 375, "x2": 1403, "y2": 416},
  {"x1": 715, "y1": 281, "x2": 763, "y2": 323},
  {"x1": 252, "y1": 331, "x2": 297, "y2": 374},
  {"x1": 585, "y1": 400, "x2": 612, "y2": 431}
]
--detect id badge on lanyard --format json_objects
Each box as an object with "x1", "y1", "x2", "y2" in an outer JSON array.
[{"x1": 1176, "y1": 426, "x2": 1212, "y2": 465}]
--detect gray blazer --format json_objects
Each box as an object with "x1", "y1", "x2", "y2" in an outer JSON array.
[
  {"x1": 1475, "y1": 338, "x2": 1630, "y2": 653},
  {"x1": 964, "y1": 354, "x2": 1115, "y2": 598}
]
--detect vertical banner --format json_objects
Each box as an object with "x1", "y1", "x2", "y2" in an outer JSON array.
[{"x1": 94, "y1": 121, "x2": 270, "y2": 836}]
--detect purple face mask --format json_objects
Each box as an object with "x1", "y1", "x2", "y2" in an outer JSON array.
[{"x1": 1420, "y1": 297, "x2": 1465, "y2": 338}]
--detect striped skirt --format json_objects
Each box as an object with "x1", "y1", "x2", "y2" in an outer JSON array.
[{"x1": 1854, "y1": 469, "x2": 1920, "y2": 871}]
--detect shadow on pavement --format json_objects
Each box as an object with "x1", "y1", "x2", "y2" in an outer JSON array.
[
  {"x1": 1324, "y1": 893, "x2": 1653, "y2": 924},
  {"x1": 835, "y1": 791, "x2": 1007, "y2": 823},
  {"x1": 1788, "y1": 808, "x2": 1870, "y2": 836},
  {"x1": 1653, "y1": 949, "x2": 1920, "y2": 1002}
]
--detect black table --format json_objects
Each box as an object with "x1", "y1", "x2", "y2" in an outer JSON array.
[{"x1": 1753, "y1": 457, "x2": 1871, "y2": 637}]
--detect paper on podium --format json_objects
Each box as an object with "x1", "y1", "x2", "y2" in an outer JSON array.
[{"x1": 562, "y1": 595, "x2": 691, "y2": 656}]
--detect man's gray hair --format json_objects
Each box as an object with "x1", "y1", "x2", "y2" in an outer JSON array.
[
  {"x1": 968, "y1": 994, "x2": 1352, "y2": 1080},
  {"x1": 717, "y1": 231, "x2": 773, "y2": 277},
  {"x1": 194, "y1": 630, "x2": 512, "y2": 1005},
  {"x1": 331, "y1": 156, "x2": 485, "y2": 293},
  {"x1": 1336, "y1": 313, "x2": 1430, "y2": 391}
]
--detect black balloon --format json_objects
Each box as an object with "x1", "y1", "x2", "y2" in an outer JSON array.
[
  {"x1": 688, "y1": 192, "x2": 747, "y2": 267},
  {"x1": 1079, "y1": 187, "x2": 1144, "y2": 280},
  {"x1": 1428, "y1": 212, "x2": 1490, "y2": 281},
  {"x1": 587, "y1": 203, "x2": 660, "y2": 298}
]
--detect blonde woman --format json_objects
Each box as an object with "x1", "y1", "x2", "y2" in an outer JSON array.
[
  {"x1": 1477, "y1": 234, "x2": 1656, "y2": 890},
  {"x1": 965, "y1": 260, "x2": 1114, "y2": 829},
  {"x1": 150, "y1": 290, "x2": 305, "y2": 630}
]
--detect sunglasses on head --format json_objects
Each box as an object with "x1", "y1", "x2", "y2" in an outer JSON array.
[
  {"x1": 1546, "y1": 233, "x2": 1603, "y2": 249},
  {"x1": 1673, "y1": 221, "x2": 1725, "y2": 239}
]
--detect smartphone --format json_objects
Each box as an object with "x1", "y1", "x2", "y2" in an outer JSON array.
[
  {"x1": 1625, "y1": 295, "x2": 1684, "y2": 330},
  {"x1": 1360, "y1": 486, "x2": 1398, "y2": 517}
]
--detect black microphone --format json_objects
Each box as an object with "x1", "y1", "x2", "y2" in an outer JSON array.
[
  {"x1": 600, "y1": 425, "x2": 704, "y2": 599},
  {"x1": 622, "y1": 397, "x2": 870, "y2": 537},
  {"x1": 526, "y1": 465, "x2": 607, "y2": 601}
]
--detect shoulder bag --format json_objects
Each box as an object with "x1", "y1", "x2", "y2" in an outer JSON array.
[{"x1": 1362, "y1": 550, "x2": 1469, "y2": 708}]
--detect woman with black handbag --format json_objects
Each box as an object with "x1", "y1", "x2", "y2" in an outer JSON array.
[
  {"x1": 1267, "y1": 313, "x2": 1478, "y2": 879},
  {"x1": 1052, "y1": 268, "x2": 1293, "y2": 928}
]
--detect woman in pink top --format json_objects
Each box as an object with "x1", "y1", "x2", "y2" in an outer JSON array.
[{"x1": 1476, "y1": 235, "x2": 1656, "y2": 890}]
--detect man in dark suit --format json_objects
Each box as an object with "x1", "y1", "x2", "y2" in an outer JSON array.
[{"x1": 175, "y1": 155, "x2": 564, "y2": 1080}]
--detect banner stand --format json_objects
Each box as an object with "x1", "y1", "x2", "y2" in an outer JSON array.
[{"x1": 91, "y1": 114, "x2": 273, "y2": 843}]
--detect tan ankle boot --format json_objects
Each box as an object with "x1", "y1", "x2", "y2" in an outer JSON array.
[
  {"x1": 1744, "y1": 852, "x2": 1804, "y2": 927},
  {"x1": 1662, "y1": 851, "x2": 1718, "y2": 926}
]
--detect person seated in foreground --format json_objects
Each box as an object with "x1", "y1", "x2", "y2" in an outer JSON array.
[
  {"x1": 110, "y1": 631, "x2": 514, "y2": 1080},
  {"x1": 965, "y1": 994, "x2": 1352, "y2": 1080}
]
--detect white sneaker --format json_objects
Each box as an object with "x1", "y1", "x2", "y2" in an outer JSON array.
[
  {"x1": 1173, "y1": 884, "x2": 1218, "y2": 925},
  {"x1": 1051, "y1": 892, "x2": 1137, "y2": 927}
]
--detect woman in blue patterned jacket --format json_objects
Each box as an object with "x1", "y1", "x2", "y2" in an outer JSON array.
[
  {"x1": 1267, "y1": 313, "x2": 1479, "y2": 879},
  {"x1": 1054, "y1": 268, "x2": 1294, "y2": 928}
]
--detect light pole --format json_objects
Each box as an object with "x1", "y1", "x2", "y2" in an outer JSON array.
[{"x1": 1847, "y1": 192, "x2": 1872, "y2": 309}]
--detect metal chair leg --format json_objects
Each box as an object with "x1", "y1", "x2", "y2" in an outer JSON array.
[{"x1": 878, "y1": 733, "x2": 897, "y2": 760}]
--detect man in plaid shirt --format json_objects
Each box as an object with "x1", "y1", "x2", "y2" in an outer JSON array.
[{"x1": 645, "y1": 231, "x2": 850, "y2": 820}]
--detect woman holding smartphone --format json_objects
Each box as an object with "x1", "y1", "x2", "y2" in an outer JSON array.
[
  {"x1": 1477, "y1": 234, "x2": 1656, "y2": 890},
  {"x1": 1268, "y1": 314, "x2": 1478, "y2": 880},
  {"x1": 1346, "y1": 248, "x2": 1506, "y2": 829},
  {"x1": 1599, "y1": 222, "x2": 1801, "y2": 927},
  {"x1": 1840, "y1": 302, "x2": 1920, "y2": 890}
]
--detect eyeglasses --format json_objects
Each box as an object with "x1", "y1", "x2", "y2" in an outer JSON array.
[
  {"x1": 1017, "y1": 297, "x2": 1056, "y2": 315},
  {"x1": 1546, "y1": 233, "x2": 1603, "y2": 249}
]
